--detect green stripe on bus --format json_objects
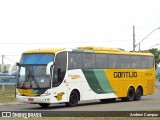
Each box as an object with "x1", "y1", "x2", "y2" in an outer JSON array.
[
  {"x1": 93, "y1": 69, "x2": 116, "y2": 93},
  {"x1": 30, "y1": 90, "x2": 39, "y2": 94},
  {"x1": 82, "y1": 69, "x2": 106, "y2": 94},
  {"x1": 31, "y1": 89, "x2": 47, "y2": 94},
  {"x1": 36, "y1": 89, "x2": 47, "y2": 94}
]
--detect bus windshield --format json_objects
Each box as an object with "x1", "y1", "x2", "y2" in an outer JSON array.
[{"x1": 17, "y1": 54, "x2": 54, "y2": 89}]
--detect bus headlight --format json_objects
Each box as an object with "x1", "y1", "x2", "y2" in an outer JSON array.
[
  {"x1": 17, "y1": 92, "x2": 22, "y2": 96},
  {"x1": 16, "y1": 89, "x2": 22, "y2": 96},
  {"x1": 40, "y1": 90, "x2": 51, "y2": 96}
]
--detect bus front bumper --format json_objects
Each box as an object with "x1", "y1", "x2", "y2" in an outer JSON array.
[{"x1": 16, "y1": 95, "x2": 51, "y2": 104}]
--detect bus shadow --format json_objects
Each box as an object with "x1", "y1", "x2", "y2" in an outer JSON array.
[
  {"x1": 23, "y1": 99, "x2": 125, "y2": 110},
  {"x1": 22, "y1": 98, "x2": 152, "y2": 111}
]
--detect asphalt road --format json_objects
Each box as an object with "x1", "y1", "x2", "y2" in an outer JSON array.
[{"x1": 0, "y1": 88, "x2": 160, "y2": 112}]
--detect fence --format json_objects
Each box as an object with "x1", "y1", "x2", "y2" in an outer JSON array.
[{"x1": 0, "y1": 75, "x2": 16, "y2": 91}]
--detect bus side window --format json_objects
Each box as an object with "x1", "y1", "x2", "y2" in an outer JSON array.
[
  {"x1": 109, "y1": 61, "x2": 115, "y2": 68},
  {"x1": 131, "y1": 56, "x2": 136, "y2": 68},
  {"x1": 53, "y1": 52, "x2": 67, "y2": 87},
  {"x1": 148, "y1": 56, "x2": 154, "y2": 68},
  {"x1": 132, "y1": 62, "x2": 136, "y2": 68},
  {"x1": 69, "y1": 58, "x2": 76, "y2": 69},
  {"x1": 131, "y1": 56, "x2": 142, "y2": 69},
  {"x1": 121, "y1": 55, "x2": 130, "y2": 68},
  {"x1": 109, "y1": 55, "x2": 120, "y2": 68},
  {"x1": 68, "y1": 52, "x2": 83, "y2": 70},
  {"x1": 83, "y1": 53, "x2": 95, "y2": 69},
  {"x1": 142, "y1": 56, "x2": 148, "y2": 69},
  {"x1": 96, "y1": 54, "x2": 108, "y2": 69}
]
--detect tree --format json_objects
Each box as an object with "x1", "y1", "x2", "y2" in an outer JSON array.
[
  {"x1": 3, "y1": 65, "x2": 8, "y2": 73},
  {"x1": 146, "y1": 48, "x2": 160, "y2": 69}
]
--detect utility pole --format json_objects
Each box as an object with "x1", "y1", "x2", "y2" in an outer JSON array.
[
  {"x1": 133, "y1": 25, "x2": 136, "y2": 52},
  {"x1": 2, "y1": 54, "x2": 4, "y2": 64},
  {"x1": 1, "y1": 54, "x2": 5, "y2": 91}
]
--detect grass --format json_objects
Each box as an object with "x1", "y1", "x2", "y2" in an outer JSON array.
[{"x1": 0, "y1": 85, "x2": 16, "y2": 104}]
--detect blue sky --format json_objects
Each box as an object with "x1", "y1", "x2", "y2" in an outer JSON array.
[{"x1": 0, "y1": 0, "x2": 160, "y2": 63}]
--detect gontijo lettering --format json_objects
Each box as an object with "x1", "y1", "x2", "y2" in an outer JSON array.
[{"x1": 114, "y1": 72, "x2": 137, "y2": 78}]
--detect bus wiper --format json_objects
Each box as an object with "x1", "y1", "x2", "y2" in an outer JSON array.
[
  {"x1": 21, "y1": 71, "x2": 31, "y2": 89},
  {"x1": 21, "y1": 70, "x2": 40, "y2": 89},
  {"x1": 30, "y1": 70, "x2": 40, "y2": 89}
]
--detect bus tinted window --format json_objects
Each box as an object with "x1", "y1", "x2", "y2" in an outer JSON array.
[
  {"x1": 55, "y1": 52, "x2": 67, "y2": 72},
  {"x1": 83, "y1": 53, "x2": 96, "y2": 69},
  {"x1": 96, "y1": 54, "x2": 109, "y2": 69},
  {"x1": 109, "y1": 55, "x2": 120, "y2": 68},
  {"x1": 53, "y1": 52, "x2": 67, "y2": 87},
  {"x1": 68, "y1": 52, "x2": 154, "y2": 69},
  {"x1": 148, "y1": 56, "x2": 154, "y2": 68},
  {"x1": 131, "y1": 56, "x2": 141, "y2": 69},
  {"x1": 68, "y1": 52, "x2": 83, "y2": 70},
  {"x1": 121, "y1": 55, "x2": 131, "y2": 68},
  {"x1": 142, "y1": 56, "x2": 148, "y2": 69}
]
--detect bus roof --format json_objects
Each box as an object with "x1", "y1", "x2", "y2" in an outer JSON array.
[
  {"x1": 77, "y1": 46, "x2": 121, "y2": 52},
  {"x1": 22, "y1": 47, "x2": 153, "y2": 56},
  {"x1": 75, "y1": 46, "x2": 153, "y2": 56}
]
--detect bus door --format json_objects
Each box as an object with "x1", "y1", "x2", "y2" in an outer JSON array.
[{"x1": 52, "y1": 52, "x2": 68, "y2": 102}]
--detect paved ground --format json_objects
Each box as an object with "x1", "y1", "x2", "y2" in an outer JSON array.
[
  {"x1": 0, "y1": 88, "x2": 159, "y2": 112},
  {"x1": 0, "y1": 81, "x2": 159, "y2": 113}
]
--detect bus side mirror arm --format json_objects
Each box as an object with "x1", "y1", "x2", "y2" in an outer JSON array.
[{"x1": 46, "y1": 62, "x2": 53, "y2": 75}]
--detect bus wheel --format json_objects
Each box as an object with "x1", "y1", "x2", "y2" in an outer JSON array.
[
  {"x1": 100, "y1": 98, "x2": 116, "y2": 103},
  {"x1": 65, "y1": 91, "x2": 79, "y2": 107},
  {"x1": 126, "y1": 87, "x2": 135, "y2": 101},
  {"x1": 39, "y1": 103, "x2": 50, "y2": 108},
  {"x1": 134, "y1": 87, "x2": 142, "y2": 101}
]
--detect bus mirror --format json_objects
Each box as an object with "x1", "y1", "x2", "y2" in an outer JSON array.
[
  {"x1": 16, "y1": 62, "x2": 20, "y2": 66},
  {"x1": 46, "y1": 62, "x2": 53, "y2": 75}
]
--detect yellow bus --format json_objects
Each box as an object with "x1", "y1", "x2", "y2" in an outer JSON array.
[{"x1": 16, "y1": 47, "x2": 155, "y2": 108}]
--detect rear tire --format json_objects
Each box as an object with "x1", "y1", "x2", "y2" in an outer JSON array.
[
  {"x1": 126, "y1": 87, "x2": 135, "y2": 101},
  {"x1": 121, "y1": 87, "x2": 135, "y2": 101},
  {"x1": 65, "y1": 91, "x2": 79, "y2": 107},
  {"x1": 134, "y1": 87, "x2": 142, "y2": 101},
  {"x1": 39, "y1": 103, "x2": 50, "y2": 108}
]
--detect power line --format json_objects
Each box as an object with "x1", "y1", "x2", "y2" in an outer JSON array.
[
  {"x1": 0, "y1": 55, "x2": 20, "y2": 58},
  {"x1": 4, "y1": 57, "x2": 18, "y2": 63},
  {"x1": 0, "y1": 55, "x2": 20, "y2": 56},
  {"x1": 3, "y1": 56, "x2": 19, "y2": 63}
]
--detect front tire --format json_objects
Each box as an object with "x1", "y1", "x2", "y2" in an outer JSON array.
[
  {"x1": 65, "y1": 91, "x2": 79, "y2": 107},
  {"x1": 39, "y1": 103, "x2": 50, "y2": 108}
]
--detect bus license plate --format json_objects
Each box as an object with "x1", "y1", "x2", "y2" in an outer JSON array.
[{"x1": 28, "y1": 98, "x2": 34, "y2": 101}]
